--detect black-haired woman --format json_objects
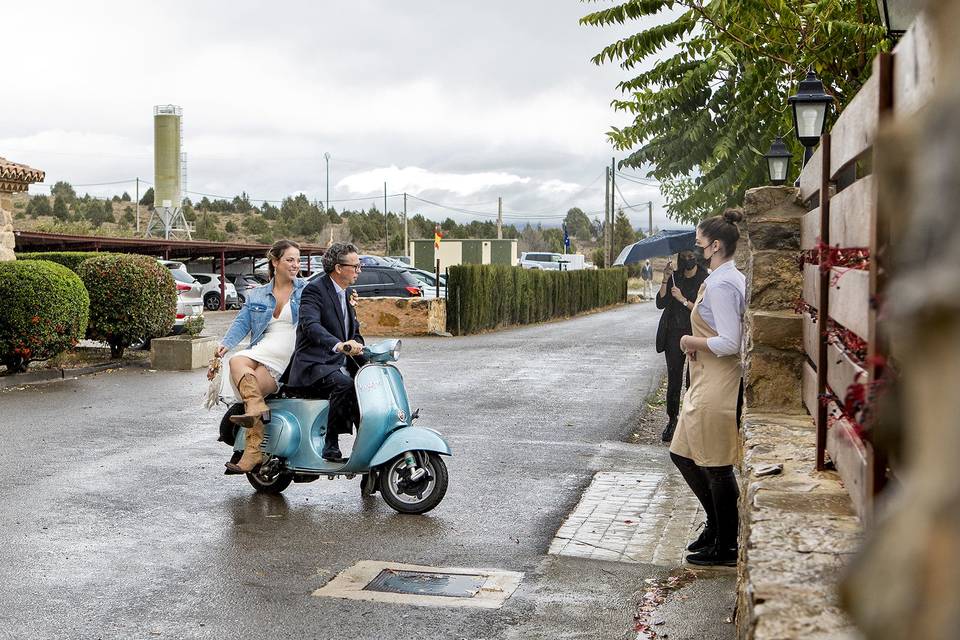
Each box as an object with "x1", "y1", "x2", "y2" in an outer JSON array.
[
  {"x1": 670, "y1": 209, "x2": 746, "y2": 567},
  {"x1": 213, "y1": 239, "x2": 306, "y2": 473}
]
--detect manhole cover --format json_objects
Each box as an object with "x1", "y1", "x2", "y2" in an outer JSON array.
[
  {"x1": 364, "y1": 569, "x2": 486, "y2": 598},
  {"x1": 313, "y1": 561, "x2": 524, "y2": 608}
]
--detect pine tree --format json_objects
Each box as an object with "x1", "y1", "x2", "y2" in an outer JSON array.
[{"x1": 53, "y1": 195, "x2": 69, "y2": 221}]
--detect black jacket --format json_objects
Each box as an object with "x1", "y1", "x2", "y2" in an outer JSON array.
[
  {"x1": 655, "y1": 266, "x2": 708, "y2": 353},
  {"x1": 286, "y1": 274, "x2": 365, "y2": 387}
]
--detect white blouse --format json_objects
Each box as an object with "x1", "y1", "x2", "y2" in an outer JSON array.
[{"x1": 696, "y1": 260, "x2": 746, "y2": 357}]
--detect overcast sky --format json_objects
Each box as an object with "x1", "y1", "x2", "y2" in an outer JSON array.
[{"x1": 1, "y1": 0, "x2": 686, "y2": 231}]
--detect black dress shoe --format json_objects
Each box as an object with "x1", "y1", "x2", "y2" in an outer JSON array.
[
  {"x1": 686, "y1": 526, "x2": 717, "y2": 552},
  {"x1": 322, "y1": 447, "x2": 346, "y2": 463},
  {"x1": 661, "y1": 417, "x2": 677, "y2": 443},
  {"x1": 686, "y1": 544, "x2": 737, "y2": 567}
]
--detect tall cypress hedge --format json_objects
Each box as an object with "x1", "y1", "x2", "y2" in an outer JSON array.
[{"x1": 446, "y1": 265, "x2": 627, "y2": 334}]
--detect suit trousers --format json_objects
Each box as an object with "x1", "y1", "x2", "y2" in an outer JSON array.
[{"x1": 312, "y1": 370, "x2": 359, "y2": 440}]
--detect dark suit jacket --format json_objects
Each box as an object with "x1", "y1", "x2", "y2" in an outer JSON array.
[
  {"x1": 286, "y1": 274, "x2": 365, "y2": 388},
  {"x1": 655, "y1": 266, "x2": 708, "y2": 353}
]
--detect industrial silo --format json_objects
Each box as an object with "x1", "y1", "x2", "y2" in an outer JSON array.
[{"x1": 145, "y1": 104, "x2": 191, "y2": 239}]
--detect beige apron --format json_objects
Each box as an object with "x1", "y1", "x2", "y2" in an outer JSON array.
[{"x1": 669, "y1": 284, "x2": 742, "y2": 467}]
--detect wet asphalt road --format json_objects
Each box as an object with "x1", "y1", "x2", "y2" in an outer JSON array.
[{"x1": 1, "y1": 303, "x2": 730, "y2": 639}]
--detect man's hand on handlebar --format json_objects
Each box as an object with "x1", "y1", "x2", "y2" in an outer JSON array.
[{"x1": 339, "y1": 340, "x2": 364, "y2": 355}]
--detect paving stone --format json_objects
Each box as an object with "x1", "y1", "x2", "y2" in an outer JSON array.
[{"x1": 549, "y1": 471, "x2": 704, "y2": 566}]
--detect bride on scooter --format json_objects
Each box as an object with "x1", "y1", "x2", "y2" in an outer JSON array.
[{"x1": 210, "y1": 239, "x2": 307, "y2": 473}]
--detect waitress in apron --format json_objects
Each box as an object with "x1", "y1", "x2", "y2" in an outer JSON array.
[{"x1": 670, "y1": 209, "x2": 746, "y2": 567}]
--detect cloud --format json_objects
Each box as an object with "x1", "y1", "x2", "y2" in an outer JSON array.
[{"x1": 337, "y1": 166, "x2": 530, "y2": 197}]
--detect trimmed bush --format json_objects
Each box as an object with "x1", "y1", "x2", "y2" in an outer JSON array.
[
  {"x1": 15, "y1": 251, "x2": 111, "y2": 273},
  {"x1": 77, "y1": 254, "x2": 177, "y2": 357},
  {"x1": 446, "y1": 265, "x2": 627, "y2": 335},
  {"x1": 0, "y1": 260, "x2": 90, "y2": 373}
]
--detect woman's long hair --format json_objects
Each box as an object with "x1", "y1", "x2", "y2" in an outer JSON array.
[{"x1": 267, "y1": 239, "x2": 300, "y2": 280}]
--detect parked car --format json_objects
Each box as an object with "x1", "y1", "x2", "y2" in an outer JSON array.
[
  {"x1": 306, "y1": 264, "x2": 423, "y2": 298},
  {"x1": 159, "y1": 259, "x2": 190, "y2": 274},
  {"x1": 191, "y1": 273, "x2": 240, "y2": 310},
  {"x1": 229, "y1": 273, "x2": 268, "y2": 304},
  {"x1": 166, "y1": 267, "x2": 204, "y2": 334},
  {"x1": 519, "y1": 252, "x2": 583, "y2": 270},
  {"x1": 407, "y1": 268, "x2": 446, "y2": 299},
  {"x1": 387, "y1": 255, "x2": 412, "y2": 265}
]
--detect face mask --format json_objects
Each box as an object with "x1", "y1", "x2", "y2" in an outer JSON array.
[
  {"x1": 693, "y1": 242, "x2": 715, "y2": 263},
  {"x1": 678, "y1": 256, "x2": 696, "y2": 270}
]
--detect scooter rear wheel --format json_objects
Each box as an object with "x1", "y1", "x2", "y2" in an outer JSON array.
[
  {"x1": 378, "y1": 452, "x2": 448, "y2": 514},
  {"x1": 246, "y1": 463, "x2": 294, "y2": 494}
]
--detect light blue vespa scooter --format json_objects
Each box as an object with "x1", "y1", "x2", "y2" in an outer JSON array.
[{"x1": 221, "y1": 339, "x2": 451, "y2": 514}]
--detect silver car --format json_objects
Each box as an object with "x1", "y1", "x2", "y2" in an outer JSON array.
[
  {"x1": 191, "y1": 273, "x2": 240, "y2": 310},
  {"x1": 168, "y1": 268, "x2": 204, "y2": 333}
]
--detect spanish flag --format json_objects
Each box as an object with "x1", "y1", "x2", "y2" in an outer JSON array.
[{"x1": 434, "y1": 226, "x2": 443, "y2": 249}]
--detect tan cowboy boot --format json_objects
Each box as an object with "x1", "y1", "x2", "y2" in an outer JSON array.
[
  {"x1": 225, "y1": 418, "x2": 266, "y2": 472},
  {"x1": 229, "y1": 373, "x2": 270, "y2": 427}
]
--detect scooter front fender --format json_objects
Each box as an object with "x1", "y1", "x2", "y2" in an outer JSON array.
[{"x1": 369, "y1": 426, "x2": 452, "y2": 468}]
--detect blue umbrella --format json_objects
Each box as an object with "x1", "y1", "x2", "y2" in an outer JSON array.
[{"x1": 613, "y1": 229, "x2": 696, "y2": 265}]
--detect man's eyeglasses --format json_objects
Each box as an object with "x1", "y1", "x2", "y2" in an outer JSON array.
[{"x1": 338, "y1": 263, "x2": 362, "y2": 272}]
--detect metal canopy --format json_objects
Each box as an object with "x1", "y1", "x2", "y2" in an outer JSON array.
[{"x1": 13, "y1": 230, "x2": 325, "y2": 261}]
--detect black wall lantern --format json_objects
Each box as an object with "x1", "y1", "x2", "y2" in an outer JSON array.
[
  {"x1": 788, "y1": 69, "x2": 835, "y2": 164},
  {"x1": 876, "y1": 0, "x2": 921, "y2": 39},
  {"x1": 764, "y1": 137, "x2": 793, "y2": 185}
]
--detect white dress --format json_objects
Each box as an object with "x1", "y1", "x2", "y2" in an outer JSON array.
[{"x1": 223, "y1": 303, "x2": 296, "y2": 401}]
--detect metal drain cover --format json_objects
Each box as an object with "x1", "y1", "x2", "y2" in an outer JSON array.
[
  {"x1": 313, "y1": 561, "x2": 524, "y2": 608},
  {"x1": 364, "y1": 569, "x2": 486, "y2": 598}
]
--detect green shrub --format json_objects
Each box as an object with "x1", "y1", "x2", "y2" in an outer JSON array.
[
  {"x1": 182, "y1": 315, "x2": 204, "y2": 337},
  {"x1": 77, "y1": 254, "x2": 177, "y2": 357},
  {"x1": 0, "y1": 260, "x2": 90, "y2": 373},
  {"x1": 15, "y1": 251, "x2": 111, "y2": 273},
  {"x1": 446, "y1": 265, "x2": 627, "y2": 335}
]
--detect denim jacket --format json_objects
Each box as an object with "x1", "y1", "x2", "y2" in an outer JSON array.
[{"x1": 220, "y1": 277, "x2": 308, "y2": 350}]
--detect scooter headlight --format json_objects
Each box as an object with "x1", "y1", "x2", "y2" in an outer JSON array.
[{"x1": 391, "y1": 340, "x2": 402, "y2": 362}]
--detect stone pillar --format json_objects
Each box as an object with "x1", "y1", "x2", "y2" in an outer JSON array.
[
  {"x1": 0, "y1": 191, "x2": 14, "y2": 261},
  {"x1": 740, "y1": 186, "x2": 806, "y2": 414},
  {"x1": 841, "y1": 3, "x2": 960, "y2": 637},
  {"x1": 0, "y1": 157, "x2": 45, "y2": 260}
]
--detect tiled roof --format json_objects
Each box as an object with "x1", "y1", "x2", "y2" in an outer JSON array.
[{"x1": 0, "y1": 157, "x2": 45, "y2": 185}]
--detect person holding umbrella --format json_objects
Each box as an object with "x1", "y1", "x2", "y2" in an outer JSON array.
[{"x1": 656, "y1": 248, "x2": 707, "y2": 442}]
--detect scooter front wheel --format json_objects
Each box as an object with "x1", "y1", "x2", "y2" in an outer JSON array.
[{"x1": 378, "y1": 452, "x2": 448, "y2": 515}]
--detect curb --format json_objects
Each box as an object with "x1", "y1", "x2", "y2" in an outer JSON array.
[{"x1": 0, "y1": 358, "x2": 151, "y2": 390}]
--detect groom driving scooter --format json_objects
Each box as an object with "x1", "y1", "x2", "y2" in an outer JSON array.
[{"x1": 284, "y1": 242, "x2": 366, "y2": 463}]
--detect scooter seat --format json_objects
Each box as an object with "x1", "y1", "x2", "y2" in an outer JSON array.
[{"x1": 275, "y1": 385, "x2": 328, "y2": 400}]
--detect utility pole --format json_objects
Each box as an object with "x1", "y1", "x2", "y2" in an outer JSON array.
[
  {"x1": 403, "y1": 192, "x2": 408, "y2": 258},
  {"x1": 648, "y1": 201, "x2": 653, "y2": 236},
  {"x1": 384, "y1": 182, "x2": 389, "y2": 255},
  {"x1": 324, "y1": 152, "x2": 331, "y2": 213},
  {"x1": 609, "y1": 157, "x2": 616, "y2": 263},
  {"x1": 135, "y1": 177, "x2": 140, "y2": 235},
  {"x1": 497, "y1": 197, "x2": 503, "y2": 240},
  {"x1": 603, "y1": 167, "x2": 610, "y2": 267}
]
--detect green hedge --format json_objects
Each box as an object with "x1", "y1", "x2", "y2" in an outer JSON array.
[
  {"x1": 0, "y1": 260, "x2": 90, "y2": 373},
  {"x1": 15, "y1": 251, "x2": 113, "y2": 273},
  {"x1": 446, "y1": 265, "x2": 627, "y2": 334},
  {"x1": 77, "y1": 254, "x2": 177, "y2": 358}
]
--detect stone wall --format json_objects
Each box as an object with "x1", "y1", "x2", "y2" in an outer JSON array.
[
  {"x1": 356, "y1": 297, "x2": 447, "y2": 337},
  {"x1": 736, "y1": 186, "x2": 862, "y2": 639},
  {"x1": 0, "y1": 191, "x2": 15, "y2": 261},
  {"x1": 740, "y1": 186, "x2": 806, "y2": 415}
]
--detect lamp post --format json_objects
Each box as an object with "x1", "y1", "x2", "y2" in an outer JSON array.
[
  {"x1": 764, "y1": 137, "x2": 793, "y2": 185},
  {"x1": 876, "y1": 0, "x2": 921, "y2": 39},
  {"x1": 324, "y1": 152, "x2": 331, "y2": 213},
  {"x1": 788, "y1": 69, "x2": 835, "y2": 166}
]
